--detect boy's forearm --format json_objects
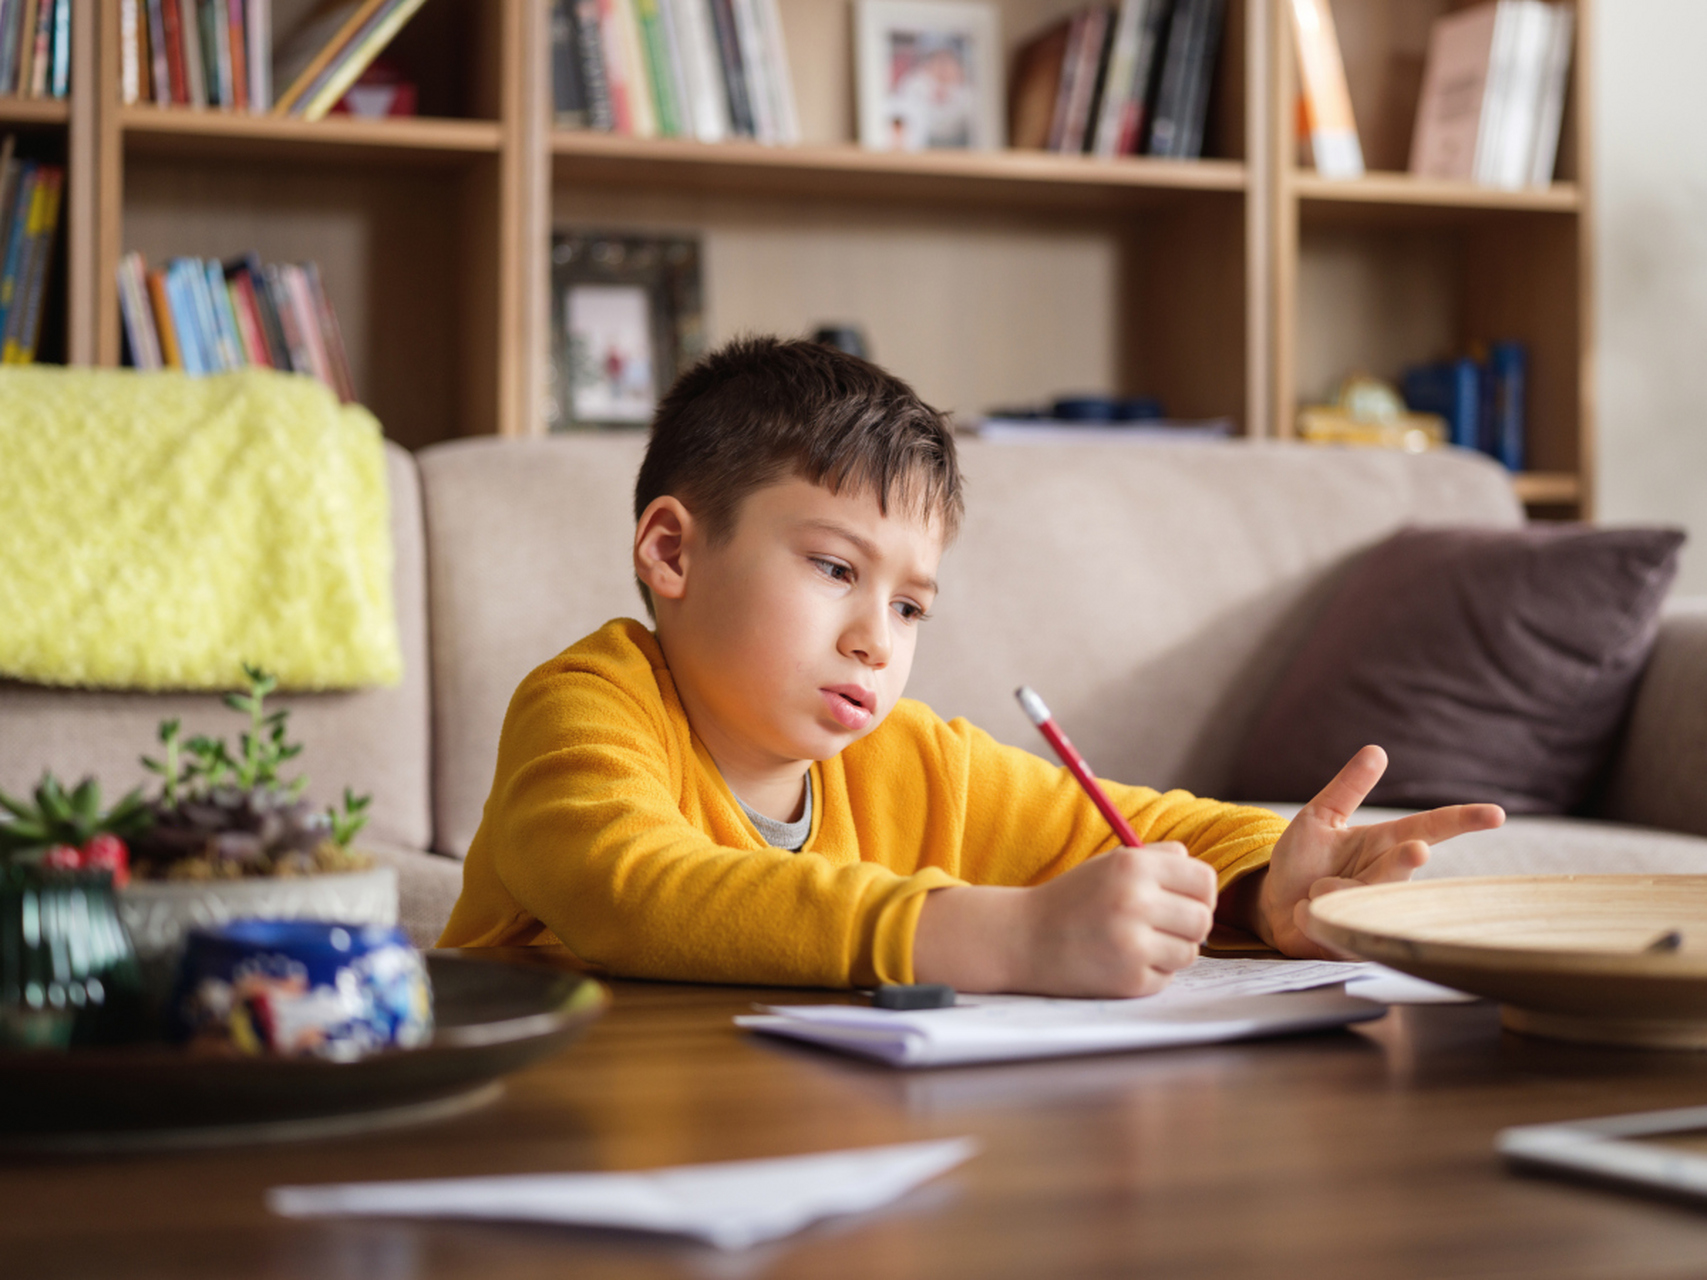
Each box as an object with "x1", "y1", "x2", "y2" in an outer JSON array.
[{"x1": 912, "y1": 885, "x2": 1028, "y2": 992}]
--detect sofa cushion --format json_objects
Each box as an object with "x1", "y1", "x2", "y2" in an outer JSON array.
[
  {"x1": 1228, "y1": 525, "x2": 1685, "y2": 814},
  {"x1": 1259, "y1": 804, "x2": 1707, "y2": 879},
  {"x1": 419, "y1": 436, "x2": 650, "y2": 857},
  {"x1": 904, "y1": 441, "x2": 1523, "y2": 798},
  {"x1": 0, "y1": 442, "x2": 434, "y2": 852}
]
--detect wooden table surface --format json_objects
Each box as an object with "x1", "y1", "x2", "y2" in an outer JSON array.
[{"x1": 10, "y1": 949, "x2": 1707, "y2": 1279}]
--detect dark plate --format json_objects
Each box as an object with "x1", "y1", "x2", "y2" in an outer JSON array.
[{"x1": 0, "y1": 953, "x2": 607, "y2": 1150}]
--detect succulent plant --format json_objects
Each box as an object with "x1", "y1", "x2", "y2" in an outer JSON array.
[
  {"x1": 0, "y1": 775, "x2": 151, "y2": 886},
  {"x1": 132, "y1": 665, "x2": 372, "y2": 881}
]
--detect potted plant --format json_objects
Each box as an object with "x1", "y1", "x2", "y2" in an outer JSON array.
[{"x1": 0, "y1": 667, "x2": 398, "y2": 990}]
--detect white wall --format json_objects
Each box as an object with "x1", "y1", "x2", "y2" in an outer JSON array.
[{"x1": 1595, "y1": 1, "x2": 1707, "y2": 592}]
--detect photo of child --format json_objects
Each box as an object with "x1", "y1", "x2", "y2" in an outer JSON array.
[
  {"x1": 884, "y1": 32, "x2": 976, "y2": 150},
  {"x1": 567, "y1": 284, "x2": 656, "y2": 424},
  {"x1": 857, "y1": 0, "x2": 1003, "y2": 152}
]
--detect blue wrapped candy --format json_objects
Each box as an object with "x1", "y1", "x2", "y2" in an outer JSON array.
[{"x1": 173, "y1": 920, "x2": 432, "y2": 1060}]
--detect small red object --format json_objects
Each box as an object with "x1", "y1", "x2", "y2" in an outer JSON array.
[
  {"x1": 80, "y1": 834, "x2": 131, "y2": 889},
  {"x1": 1015, "y1": 686, "x2": 1144, "y2": 848},
  {"x1": 41, "y1": 843, "x2": 84, "y2": 873}
]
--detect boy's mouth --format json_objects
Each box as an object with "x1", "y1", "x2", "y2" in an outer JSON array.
[{"x1": 820, "y1": 685, "x2": 875, "y2": 731}]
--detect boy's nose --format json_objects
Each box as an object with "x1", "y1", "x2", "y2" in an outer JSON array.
[{"x1": 842, "y1": 606, "x2": 893, "y2": 667}]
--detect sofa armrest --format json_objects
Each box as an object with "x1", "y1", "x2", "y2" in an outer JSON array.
[{"x1": 1603, "y1": 597, "x2": 1707, "y2": 836}]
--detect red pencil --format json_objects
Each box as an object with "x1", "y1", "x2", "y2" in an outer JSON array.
[{"x1": 1016, "y1": 686, "x2": 1144, "y2": 848}]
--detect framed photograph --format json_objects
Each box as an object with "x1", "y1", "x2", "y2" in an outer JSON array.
[
  {"x1": 856, "y1": 0, "x2": 1004, "y2": 153},
  {"x1": 548, "y1": 231, "x2": 706, "y2": 431}
]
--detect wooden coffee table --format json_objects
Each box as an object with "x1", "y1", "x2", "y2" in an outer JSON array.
[{"x1": 8, "y1": 948, "x2": 1707, "y2": 1278}]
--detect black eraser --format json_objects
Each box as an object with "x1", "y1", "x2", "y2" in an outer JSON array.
[{"x1": 874, "y1": 983, "x2": 957, "y2": 1010}]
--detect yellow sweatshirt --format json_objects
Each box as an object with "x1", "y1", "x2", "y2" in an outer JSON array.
[{"x1": 438, "y1": 619, "x2": 1287, "y2": 987}]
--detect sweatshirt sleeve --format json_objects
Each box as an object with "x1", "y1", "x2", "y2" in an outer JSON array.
[
  {"x1": 485, "y1": 666, "x2": 958, "y2": 988},
  {"x1": 945, "y1": 716, "x2": 1287, "y2": 891}
]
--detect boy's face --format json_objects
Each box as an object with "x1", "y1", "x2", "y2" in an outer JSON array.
[{"x1": 644, "y1": 478, "x2": 945, "y2": 775}]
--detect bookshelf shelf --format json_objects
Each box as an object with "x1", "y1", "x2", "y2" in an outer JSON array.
[
  {"x1": 118, "y1": 108, "x2": 503, "y2": 166},
  {"x1": 1511, "y1": 471, "x2": 1583, "y2": 506},
  {"x1": 1292, "y1": 172, "x2": 1580, "y2": 214},
  {"x1": 0, "y1": 97, "x2": 70, "y2": 126},
  {"x1": 551, "y1": 131, "x2": 1247, "y2": 205}
]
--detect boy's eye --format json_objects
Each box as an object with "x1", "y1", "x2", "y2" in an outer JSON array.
[
  {"x1": 811, "y1": 556, "x2": 853, "y2": 583},
  {"x1": 892, "y1": 600, "x2": 931, "y2": 623}
]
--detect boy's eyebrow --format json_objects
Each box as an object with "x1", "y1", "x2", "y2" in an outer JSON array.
[{"x1": 797, "y1": 518, "x2": 939, "y2": 594}]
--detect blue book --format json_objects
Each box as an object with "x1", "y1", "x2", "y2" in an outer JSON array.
[
  {"x1": 165, "y1": 260, "x2": 209, "y2": 375},
  {"x1": 50, "y1": 0, "x2": 70, "y2": 98},
  {"x1": 1402, "y1": 358, "x2": 1480, "y2": 452},
  {"x1": 203, "y1": 259, "x2": 246, "y2": 369},
  {"x1": 183, "y1": 258, "x2": 228, "y2": 372},
  {"x1": 1485, "y1": 342, "x2": 1528, "y2": 472},
  {"x1": 0, "y1": 163, "x2": 37, "y2": 340}
]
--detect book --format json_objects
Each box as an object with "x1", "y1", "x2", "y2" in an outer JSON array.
[
  {"x1": 1484, "y1": 340, "x2": 1526, "y2": 470},
  {"x1": 1063, "y1": 4, "x2": 1113, "y2": 154},
  {"x1": 729, "y1": 0, "x2": 771, "y2": 142},
  {"x1": 204, "y1": 259, "x2": 246, "y2": 368},
  {"x1": 550, "y1": 0, "x2": 589, "y2": 127},
  {"x1": 227, "y1": 252, "x2": 290, "y2": 368},
  {"x1": 159, "y1": 0, "x2": 187, "y2": 102},
  {"x1": 567, "y1": 0, "x2": 614, "y2": 130},
  {"x1": 227, "y1": 0, "x2": 249, "y2": 110},
  {"x1": 179, "y1": 0, "x2": 206, "y2": 106},
  {"x1": 634, "y1": 0, "x2": 682, "y2": 136},
  {"x1": 707, "y1": 0, "x2": 753, "y2": 138},
  {"x1": 163, "y1": 260, "x2": 206, "y2": 373},
  {"x1": 0, "y1": 163, "x2": 37, "y2": 341},
  {"x1": 751, "y1": 0, "x2": 798, "y2": 146},
  {"x1": 146, "y1": 0, "x2": 172, "y2": 104},
  {"x1": 1146, "y1": 0, "x2": 1223, "y2": 158},
  {"x1": 146, "y1": 267, "x2": 182, "y2": 367},
  {"x1": 1091, "y1": 0, "x2": 1148, "y2": 157},
  {"x1": 271, "y1": 0, "x2": 380, "y2": 116},
  {"x1": 3, "y1": 164, "x2": 58, "y2": 362},
  {"x1": 1489, "y1": 0, "x2": 1552, "y2": 188},
  {"x1": 1527, "y1": 3, "x2": 1572, "y2": 186},
  {"x1": 669, "y1": 0, "x2": 727, "y2": 142},
  {"x1": 653, "y1": 0, "x2": 695, "y2": 139},
  {"x1": 48, "y1": 0, "x2": 68, "y2": 98},
  {"x1": 121, "y1": 0, "x2": 143, "y2": 103},
  {"x1": 299, "y1": 0, "x2": 430, "y2": 121},
  {"x1": 1288, "y1": 0, "x2": 1363, "y2": 178},
  {"x1": 206, "y1": 0, "x2": 234, "y2": 109},
  {"x1": 1009, "y1": 19, "x2": 1070, "y2": 150},
  {"x1": 0, "y1": 135, "x2": 17, "y2": 266},
  {"x1": 303, "y1": 261, "x2": 355, "y2": 402},
  {"x1": 1402, "y1": 358, "x2": 1481, "y2": 451},
  {"x1": 14, "y1": 0, "x2": 37, "y2": 98},
  {"x1": 246, "y1": 0, "x2": 269, "y2": 109},
  {"x1": 118, "y1": 252, "x2": 164, "y2": 370}
]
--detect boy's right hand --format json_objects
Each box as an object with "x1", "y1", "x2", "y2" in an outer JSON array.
[{"x1": 912, "y1": 843, "x2": 1216, "y2": 998}]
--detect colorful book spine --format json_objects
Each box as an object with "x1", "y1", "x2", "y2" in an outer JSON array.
[
  {"x1": 246, "y1": 0, "x2": 269, "y2": 109},
  {"x1": 634, "y1": 0, "x2": 682, "y2": 136},
  {"x1": 227, "y1": 0, "x2": 248, "y2": 110},
  {"x1": 178, "y1": 0, "x2": 206, "y2": 106},
  {"x1": 707, "y1": 0, "x2": 753, "y2": 138},
  {"x1": 300, "y1": 0, "x2": 431, "y2": 122},
  {"x1": 0, "y1": 163, "x2": 37, "y2": 340},
  {"x1": 569, "y1": 0, "x2": 614, "y2": 130},
  {"x1": 49, "y1": 0, "x2": 69, "y2": 98}
]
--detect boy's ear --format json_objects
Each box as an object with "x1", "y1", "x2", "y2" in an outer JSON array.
[{"x1": 634, "y1": 496, "x2": 695, "y2": 604}]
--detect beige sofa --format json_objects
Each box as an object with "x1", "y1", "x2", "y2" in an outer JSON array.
[{"x1": 6, "y1": 435, "x2": 1707, "y2": 947}]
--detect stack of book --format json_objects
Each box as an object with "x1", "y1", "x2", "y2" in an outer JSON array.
[
  {"x1": 116, "y1": 250, "x2": 356, "y2": 403},
  {"x1": 0, "y1": 0, "x2": 72, "y2": 100},
  {"x1": 1410, "y1": 0, "x2": 1574, "y2": 189},
  {"x1": 121, "y1": 0, "x2": 273, "y2": 111},
  {"x1": 1009, "y1": 0, "x2": 1225, "y2": 159},
  {"x1": 551, "y1": 0, "x2": 800, "y2": 145},
  {"x1": 1402, "y1": 342, "x2": 1528, "y2": 471},
  {"x1": 121, "y1": 0, "x2": 429, "y2": 122},
  {"x1": 0, "y1": 135, "x2": 65, "y2": 365}
]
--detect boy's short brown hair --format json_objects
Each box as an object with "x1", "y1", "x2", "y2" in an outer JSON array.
[{"x1": 634, "y1": 335, "x2": 963, "y2": 550}]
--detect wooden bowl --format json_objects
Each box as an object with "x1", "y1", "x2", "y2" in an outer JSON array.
[{"x1": 1306, "y1": 875, "x2": 1707, "y2": 1049}]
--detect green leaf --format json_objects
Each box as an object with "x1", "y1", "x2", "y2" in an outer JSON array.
[
  {"x1": 70, "y1": 777, "x2": 100, "y2": 823},
  {"x1": 0, "y1": 790, "x2": 36, "y2": 821}
]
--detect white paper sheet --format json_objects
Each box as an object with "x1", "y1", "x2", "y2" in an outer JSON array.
[
  {"x1": 1343, "y1": 966, "x2": 1477, "y2": 1004},
  {"x1": 268, "y1": 1138, "x2": 978, "y2": 1251},
  {"x1": 738, "y1": 958, "x2": 1385, "y2": 1068}
]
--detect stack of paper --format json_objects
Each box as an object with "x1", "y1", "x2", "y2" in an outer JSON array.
[
  {"x1": 739, "y1": 958, "x2": 1391, "y2": 1068},
  {"x1": 269, "y1": 1138, "x2": 978, "y2": 1251}
]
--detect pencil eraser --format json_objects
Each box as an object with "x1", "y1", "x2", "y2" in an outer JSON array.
[{"x1": 873, "y1": 983, "x2": 956, "y2": 1010}]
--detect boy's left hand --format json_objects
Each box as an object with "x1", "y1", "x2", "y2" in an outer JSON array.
[{"x1": 1251, "y1": 744, "x2": 1505, "y2": 958}]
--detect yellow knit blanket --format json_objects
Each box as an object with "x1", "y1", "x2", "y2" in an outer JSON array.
[{"x1": 0, "y1": 367, "x2": 402, "y2": 691}]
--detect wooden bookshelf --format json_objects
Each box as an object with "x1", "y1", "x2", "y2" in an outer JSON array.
[{"x1": 22, "y1": 0, "x2": 1590, "y2": 514}]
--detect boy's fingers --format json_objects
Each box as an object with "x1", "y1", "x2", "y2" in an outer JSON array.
[
  {"x1": 1139, "y1": 928, "x2": 1200, "y2": 975},
  {"x1": 1301, "y1": 745, "x2": 1388, "y2": 826},
  {"x1": 1141, "y1": 889, "x2": 1215, "y2": 945},
  {"x1": 1368, "y1": 803, "x2": 1505, "y2": 849},
  {"x1": 1149, "y1": 849, "x2": 1218, "y2": 904}
]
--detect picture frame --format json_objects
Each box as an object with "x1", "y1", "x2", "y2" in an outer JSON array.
[
  {"x1": 855, "y1": 0, "x2": 1004, "y2": 153},
  {"x1": 547, "y1": 231, "x2": 706, "y2": 431}
]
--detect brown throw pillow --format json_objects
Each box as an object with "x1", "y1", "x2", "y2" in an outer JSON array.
[{"x1": 1228, "y1": 525, "x2": 1686, "y2": 814}]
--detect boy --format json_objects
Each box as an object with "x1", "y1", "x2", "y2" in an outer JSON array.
[{"x1": 439, "y1": 338, "x2": 1504, "y2": 995}]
